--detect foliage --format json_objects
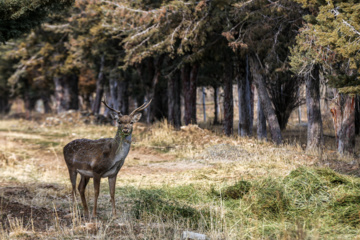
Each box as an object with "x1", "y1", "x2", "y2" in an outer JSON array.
[
  {"x1": 291, "y1": 0, "x2": 360, "y2": 94},
  {"x1": 0, "y1": 0, "x2": 74, "y2": 42}
]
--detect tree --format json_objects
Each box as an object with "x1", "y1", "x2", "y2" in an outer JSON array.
[
  {"x1": 291, "y1": 0, "x2": 360, "y2": 155},
  {"x1": 237, "y1": 55, "x2": 253, "y2": 137},
  {"x1": 224, "y1": 0, "x2": 304, "y2": 143},
  {"x1": 0, "y1": 0, "x2": 74, "y2": 42}
]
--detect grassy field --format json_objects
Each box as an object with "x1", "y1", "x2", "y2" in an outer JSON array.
[{"x1": 0, "y1": 114, "x2": 359, "y2": 239}]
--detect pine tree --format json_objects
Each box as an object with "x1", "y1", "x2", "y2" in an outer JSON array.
[{"x1": 0, "y1": 0, "x2": 74, "y2": 42}]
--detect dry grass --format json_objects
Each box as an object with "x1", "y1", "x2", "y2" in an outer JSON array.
[{"x1": 0, "y1": 117, "x2": 359, "y2": 239}]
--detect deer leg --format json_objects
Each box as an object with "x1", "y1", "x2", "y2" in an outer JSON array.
[
  {"x1": 68, "y1": 170, "x2": 77, "y2": 201},
  {"x1": 78, "y1": 175, "x2": 90, "y2": 218},
  {"x1": 108, "y1": 176, "x2": 117, "y2": 217},
  {"x1": 92, "y1": 174, "x2": 101, "y2": 218}
]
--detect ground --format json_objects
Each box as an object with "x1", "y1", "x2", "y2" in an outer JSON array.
[{"x1": 0, "y1": 115, "x2": 359, "y2": 239}]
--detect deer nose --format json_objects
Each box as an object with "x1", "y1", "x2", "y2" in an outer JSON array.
[{"x1": 123, "y1": 128, "x2": 130, "y2": 133}]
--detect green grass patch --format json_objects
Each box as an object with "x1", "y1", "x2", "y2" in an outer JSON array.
[
  {"x1": 132, "y1": 189, "x2": 211, "y2": 228},
  {"x1": 211, "y1": 180, "x2": 252, "y2": 200}
]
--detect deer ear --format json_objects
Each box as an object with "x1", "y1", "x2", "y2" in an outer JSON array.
[{"x1": 131, "y1": 113, "x2": 142, "y2": 123}]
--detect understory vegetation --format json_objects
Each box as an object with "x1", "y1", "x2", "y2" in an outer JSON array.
[{"x1": 0, "y1": 118, "x2": 359, "y2": 239}]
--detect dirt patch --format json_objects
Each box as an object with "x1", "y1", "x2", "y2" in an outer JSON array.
[{"x1": 0, "y1": 192, "x2": 71, "y2": 232}]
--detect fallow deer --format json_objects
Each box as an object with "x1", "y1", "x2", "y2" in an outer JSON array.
[{"x1": 63, "y1": 99, "x2": 151, "y2": 218}]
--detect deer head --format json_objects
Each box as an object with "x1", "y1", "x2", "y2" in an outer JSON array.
[{"x1": 102, "y1": 99, "x2": 152, "y2": 134}]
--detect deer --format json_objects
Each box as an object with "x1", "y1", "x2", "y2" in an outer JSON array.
[{"x1": 63, "y1": 99, "x2": 151, "y2": 218}]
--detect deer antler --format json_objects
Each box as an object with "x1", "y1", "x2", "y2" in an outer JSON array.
[
  {"x1": 102, "y1": 97, "x2": 122, "y2": 116},
  {"x1": 130, "y1": 99, "x2": 152, "y2": 116}
]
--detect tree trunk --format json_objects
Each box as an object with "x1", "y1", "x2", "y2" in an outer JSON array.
[
  {"x1": 355, "y1": 95, "x2": 360, "y2": 135},
  {"x1": 306, "y1": 66, "x2": 324, "y2": 151},
  {"x1": 330, "y1": 91, "x2": 356, "y2": 155},
  {"x1": 182, "y1": 64, "x2": 198, "y2": 125},
  {"x1": 92, "y1": 55, "x2": 106, "y2": 115},
  {"x1": 103, "y1": 87, "x2": 111, "y2": 117},
  {"x1": 0, "y1": 96, "x2": 11, "y2": 114},
  {"x1": 189, "y1": 65, "x2": 198, "y2": 123},
  {"x1": 202, "y1": 87, "x2": 206, "y2": 122},
  {"x1": 238, "y1": 55, "x2": 253, "y2": 136},
  {"x1": 41, "y1": 94, "x2": 52, "y2": 113},
  {"x1": 168, "y1": 71, "x2": 181, "y2": 129},
  {"x1": 223, "y1": 62, "x2": 234, "y2": 136},
  {"x1": 109, "y1": 73, "x2": 120, "y2": 111},
  {"x1": 257, "y1": 94, "x2": 267, "y2": 140},
  {"x1": 54, "y1": 76, "x2": 65, "y2": 113},
  {"x1": 65, "y1": 74, "x2": 79, "y2": 110},
  {"x1": 144, "y1": 56, "x2": 164, "y2": 123},
  {"x1": 119, "y1": 79, "x2": 129, "y2": 115},
  {"x1": 250, "y1": 84, "x2": 254, "y2": 131},
  {"x1": 249, "y1": 55, "x2": 282, "y2": 145},
  {"x1": 213, "y1": 85, "x2": 220, "y2": 125}
]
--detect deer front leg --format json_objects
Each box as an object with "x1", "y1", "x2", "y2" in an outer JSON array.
[
  {"x1": 78, "y1": 175, "x2": 90, "y2": 218},
  {"x1": 92, "y1": 174, "x2": 101, "y2": 218},
  {"x1": 108, "y1": 176, "x2": 117, "y2": 217}
]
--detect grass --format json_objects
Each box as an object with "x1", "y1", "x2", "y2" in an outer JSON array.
[{"x1": 0, "y1": 117, "x2": 359, "y2": 239}]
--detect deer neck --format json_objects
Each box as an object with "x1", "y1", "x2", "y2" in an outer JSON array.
[{"x1": 114, "y1": 127, "x2": 132, "y2": 153}]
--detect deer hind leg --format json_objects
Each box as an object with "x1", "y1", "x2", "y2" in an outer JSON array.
[
  {"x1": 68, "y1": 170, "x2": 77, "y2": 201},
  {"x1": 78, "y1": 175, "x2": 90, "y2": 218},
  {"x1": 108, "y1": 176, "x2": 117, "y2": 217},
  {"x1": 92, "y1": 174, "x2": 101, "y2": 218}
]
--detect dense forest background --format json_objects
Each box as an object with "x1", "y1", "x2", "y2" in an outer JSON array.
[{"x1": 1, "y1": 0, "x2": 360, "y2": 155}]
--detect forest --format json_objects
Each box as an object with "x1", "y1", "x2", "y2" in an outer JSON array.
[{"x1": 0, "y1": 0, "x2": 360, "y2": 239}]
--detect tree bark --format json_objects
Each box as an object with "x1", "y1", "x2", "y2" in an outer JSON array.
[
  {"x1": 202, "y1": 87, "x2": 206, "y2": 122},
  {"x1": 306, "y1": 66, "x2": 324, "y2": 151},
  {"x1": 257, "y1": 94, "x2": 267, "y2": 140},
  {"x1": 249, "y1": 55, "x2": 282, "y2": 145},
  {"x1": 182, "y1": 64, "x2": 198, "y2": 125},
  {"x1": 54, "y1": 76, "x2": 65, "y2": 113},
  {"x1": 238, "y1": 55, "x2": 253, "y2": 136},
  {"x1": 168, "y1": 71, "x2": 181, "y2": 129},
  {"x1": 65, "y1": 74, "x2": 79, "y2": 110},
  {"x1": 109, "y1": 72, "x2": 120, "y2": 111},
  {"x1": 355, "y1": 95, "x2": 360, "y2": 135},
  {"x1": 223, "y1": 61, "x2": 234, "y2": 136},
  {"x1": 146, "y1": 55, "x2": 165, "y2": 123},
  {"x1": 330, "y1": 91, "x2": 356, "y2": 155},
  {"x1": 41, "y1": 94, "x2": 51, "y2": 113},
  {"x1": 0, "y1": 96, "x2": 11, "y2": 114},
  {"x1": 213, "y1": 85, "x2": 220, "y2": 125},
  {"x1": 118, "y1": 79, "x2": 129, "y2": 115},
  {"x1": 92, "y1": 55, "x2": 106, "y2": 115}
]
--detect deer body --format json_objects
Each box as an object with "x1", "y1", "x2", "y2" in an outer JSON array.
[
  {"x1": 64, "y1": 132, "x2": 131, "y2": 178},
  {"x1": 63, "y1": 101, "x2": 151, "y2": 218}
]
